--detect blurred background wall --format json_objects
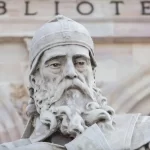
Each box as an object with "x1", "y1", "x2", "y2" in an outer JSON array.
[{"x1": 0, "y1": 0, "x2": 150, "y2": 142}]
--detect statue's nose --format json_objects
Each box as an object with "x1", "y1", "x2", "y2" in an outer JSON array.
[{"x1": 64, "y1": 60, "x2": 77, "y2": 79}]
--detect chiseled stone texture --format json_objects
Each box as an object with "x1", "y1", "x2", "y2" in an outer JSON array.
[
  {"x1": 1, "y1": 39, "x2": 150, "y2": 116},
  {"x1": 0, "y1": 0, "x2": 150, "y2": 143}
]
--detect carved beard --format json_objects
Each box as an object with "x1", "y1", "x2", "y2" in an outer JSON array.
[{"x1": 33, "y1": 76, "x2": 115, "y2": 138}]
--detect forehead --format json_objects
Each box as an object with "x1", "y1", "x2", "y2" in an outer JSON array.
[{"x1": 42, "y1": 45, "x2": 90, "y2": 62}]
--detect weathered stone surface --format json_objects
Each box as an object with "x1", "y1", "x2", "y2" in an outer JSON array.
[
  {"x1": 0, "y1": 0, "x2": 150, "y2": 144},
  {"x1": 0, "y1": 15, "x2": 149, "y2": 150}
]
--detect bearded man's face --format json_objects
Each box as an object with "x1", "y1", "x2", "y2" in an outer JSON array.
[
  {"x1": 31, "y1": 45, "x2": 114, "y2": 138},
  {"x1": 40, "y1": 45, "x2": 95, "y2": 110}
]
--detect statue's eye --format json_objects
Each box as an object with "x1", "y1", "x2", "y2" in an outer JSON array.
[
  {"x1": 78, "y1": 62, "x2": 85, "y2": 65},
  {"x1": 75, "y1": 60, "x2": 86, "y2": 68},
  {"x1": 45, "y1": 62, "x2": 61, "y2": 69},
  {"x1": 50, "y1": 63, "x2": 61, "y2": 68}
]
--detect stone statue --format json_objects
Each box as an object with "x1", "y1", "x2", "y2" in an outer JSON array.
[{"x1": 1, "y1": 15, "x2": 150, "y2": 150}]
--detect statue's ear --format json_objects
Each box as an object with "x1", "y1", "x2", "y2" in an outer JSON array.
[
  {"x1": 93, "y1": 68, "x2": 96, "y2": 79},
  {"x1": 92, "y1": 68, "x2": 96, "y2": 87},
  {"x1": 29, "y1": 75, "x2": 37, "y2": 89}
]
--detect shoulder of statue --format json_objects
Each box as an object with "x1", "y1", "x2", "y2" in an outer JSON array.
[
  {"x1": 1, "y1": 138, "x2": 31, "y2": 149},
  {"x1": 103, "y1": 114, "x2": 150, "y2": 150},
  {"x1": 1, "y1": 140, "x2": 65, "y2": 150}
]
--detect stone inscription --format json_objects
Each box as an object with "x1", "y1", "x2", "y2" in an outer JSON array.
[{"x1": 0, "y1": 0, "x2": 150, "y2": 17}]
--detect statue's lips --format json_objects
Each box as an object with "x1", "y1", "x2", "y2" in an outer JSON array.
[{"x1": 66, "y1": 85, "x2": 80, "y2": 91}]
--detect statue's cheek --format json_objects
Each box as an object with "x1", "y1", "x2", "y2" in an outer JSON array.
[{"x1": 42, "y1": 66, "x2": 62, "y2": 78}]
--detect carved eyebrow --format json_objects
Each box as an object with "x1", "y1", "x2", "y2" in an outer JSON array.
[
  {"x1": 45, "y1": 55, "x2": 66, "y2": 64},
  {"x1": 73, "y1": 54, "x2": 90, "y2": 61},
  {"x1": 44, "y1": 54, "x2": 90, "y2": 64}
]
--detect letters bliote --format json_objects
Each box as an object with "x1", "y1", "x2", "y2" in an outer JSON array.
[{"x1": 0, "y1": 0, "x2": 150, "y2": 16}]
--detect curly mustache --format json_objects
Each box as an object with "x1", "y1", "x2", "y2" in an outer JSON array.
[{"x1": 48, "y1": 77, "x2": 96, "y2": 106}]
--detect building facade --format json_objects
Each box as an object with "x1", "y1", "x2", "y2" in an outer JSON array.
[{"x1": 0, "y1": 1, "x2": 150, "y2": 142}]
